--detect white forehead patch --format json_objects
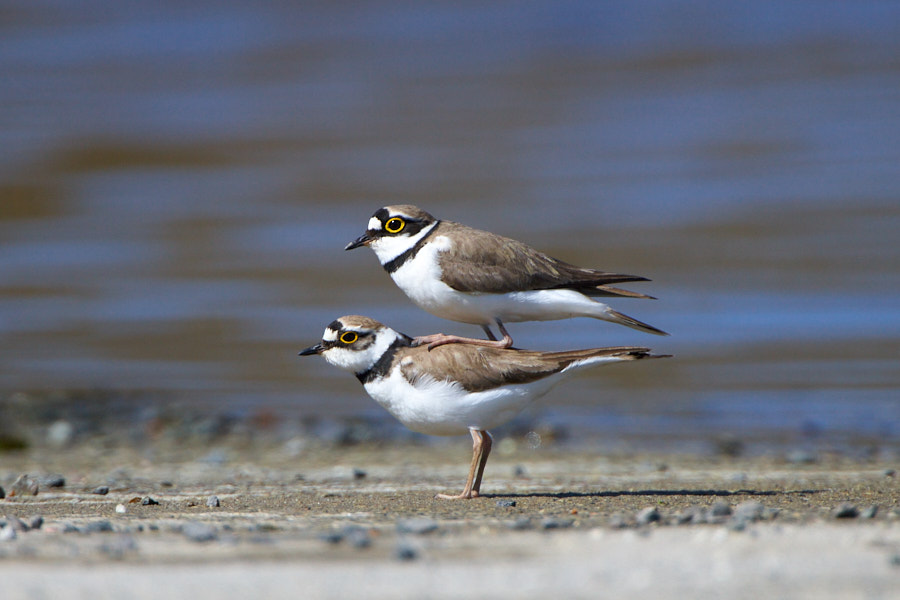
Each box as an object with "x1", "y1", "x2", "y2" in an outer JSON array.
[
  {"x1": 367, "y1": 216, "x2": 382, "y2": 231},
  {"x1": 322, "y1": 328, "x2": 338, "y2": 342}
]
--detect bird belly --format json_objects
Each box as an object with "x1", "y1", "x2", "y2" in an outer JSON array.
[
  {"x1": 364, "y1": 369, "x2": 561, "y2": 436},
  {"x1": 391, "y1": 242, "x2": 608, "y2": 325}
]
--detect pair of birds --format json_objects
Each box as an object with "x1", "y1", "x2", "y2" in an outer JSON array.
[{"x1": 301, "y1": 205, "x2": 669, "y2": 499}]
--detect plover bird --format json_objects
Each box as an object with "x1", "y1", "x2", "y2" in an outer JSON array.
[
  {"x1": 345, "y1": 205, "x2": 667, "y2": 349},
  {"x1": 299, "y1": 315, "x2": 668, "y2": 499}
]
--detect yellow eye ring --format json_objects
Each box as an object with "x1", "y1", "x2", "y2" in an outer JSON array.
[
  {"x1": 384, "y1": 217, "x2": 405, "y2": 233},
  {"x1": 340, "y1": 331, "x2": 359, "y2": 344}
]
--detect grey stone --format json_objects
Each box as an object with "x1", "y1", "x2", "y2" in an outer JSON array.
[
  {"x1": 141, "y1": 496, "x2": 159, "y2": 506},
  {"x1": 395, "y1": 542, "x2": 419, "y2": 561},
  {"x1": 318, "y1": 531, "x2": 343, "y2": 544},
  {"x1": 28, "y1": 516, "x2": 44, "y2": 530},
  {"x1": 6, "y1": 517, "x2": 29, "y2": 532},
  {"x1": 396, "y1": 517, "x2": 438, "y2": 535},
  {"x1": 608, "y1": 514, "x2": 629, "y2": 529},
  {"x1": 182, "y1": 521, "x2": 218, "y2": 543},
  {"x1": 206, "y1": 495, "x2": 220, "y2": 508},
  {"x1": 0, "y1": 486, "x2": 5, "y2": 499},
  {"x1": 11, "y1": 474, "x2": 38, "y2": 497},
  {"x1": 710, "y1": 501, "x2": 732, "y2": 517},
  {"x1": 85, "y1": 521, "x2": 114, "y2": 533},
  {"x1": 636, "y1": 506, "x2": 662, "y2": 525},
  {"x1": 40, "y1": 474, "x2": 66, "y2": 488},
  {"x1": 92, "y1": 486, "x2": 110, "y2": 495},
  {"x1": 832, "y1": 503, "x2": 859, "y2": 519},
  {"x1": 343, "y1": 526, "x2": 372, "y2": 549},
  {"x1": 861, "y1": 505, "x2": 878, "y2": 519},
  {"x1": 495, "y1": 499, "x2": 517, "y2": 508},
  {"x1": 352, "y1": 468, "x2": 367, "y2": 480},
  {"x1": 674, "y1": 505, "x2": 705, "y2": 525},
  {"x1": 0, "y1": 526, "x2": 17, "y2": 542},
  {"x1": 733, "y1": 501, "x2": 765, "y2": 522}
]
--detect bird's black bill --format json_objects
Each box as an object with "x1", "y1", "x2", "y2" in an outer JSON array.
[
  {"x1": 298, "y1": 344, "x2": 324, "y2": 356},
  {"x1": 344, "y1": 231, "x2": 374, "y2": 251}
]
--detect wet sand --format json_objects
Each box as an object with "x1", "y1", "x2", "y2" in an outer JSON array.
[{"x1": 2, "y1": 440, "x2": 899, "y2": 598}]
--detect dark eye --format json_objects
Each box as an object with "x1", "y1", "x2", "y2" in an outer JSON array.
[
  {"x1": 384, "y1": 217, "x2": 405, "y2": 233},
  {"x1": 339, "y1": 331, "x2": 359, "y2": 344}
]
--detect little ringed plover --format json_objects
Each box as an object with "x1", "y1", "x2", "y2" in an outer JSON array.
[
  {"x1": 345, "y1": 205, "x2": 667, "y2": 349},
  {"x1": 299, "y1": 315, "x2": 668, "y2": 499}
]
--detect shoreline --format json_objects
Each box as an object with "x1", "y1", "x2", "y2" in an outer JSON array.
[{"x1": 1, "y1": 442, "x2": 899, "y2": 598}]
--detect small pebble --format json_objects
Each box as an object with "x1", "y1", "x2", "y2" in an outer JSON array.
[
  {"x1": 92, "y1": 486, "x2": 110, "y2": 495},
  {"x1": 352, "y1": 468, "x2": 367, "y2": 480},
  {"x1": 115, "y1": 504, "x2": 127, "y2": 514},
  {"x1": 0, "y1": 486, "x2": 5, "y2": 499},
  {"x1": 395, "y1": 542, "x2": 419, "y2": 561},
  {"x1": 28, "y1": 516, "x2": 43, "y2": 530},
  {"x1": 7, "y1": 516, "x2": 29, "y2": 532},
  {"x1": 890, "y1": 554, "x2": 900, "y2": 567},
  {"x1": 397, "y1": 517, "x2": 438, "y2": 535},
  {"x1": 541, "y1": 518, "x2": 574, "y2": 529},
  {"x1": 319, "y1": 531, "x2": 343, "y2": 544},
  {"x1": 710, "y1": 501, "x2": 732, "y2": 517},
  {"x1": 861, "y1": 505, "x2": 878, "y2": 519},
  {"x1": 674, "y1": 506, "x2": 704, "y2": 525},
  {"x1": 636, "y1": 507, "x2": 661, "y2": 525},
  {"x1": 40, "y1": 474, "x2": 65, "y2": 488},
  {"x1": 883, "y1": 469, "x2": 896, "y2": 478},
  {"x1": 343, "y1": 526, "x2": 372, "y2": 549},
  {"x1": 733, "y1": 501, "x2": 765, "y2": 523},
  {"x1": 727, "y1": 519, "x2": 747, "y2": 532},
  {"x1": 608, "y1": 514, "x2": 629, "y2": 529},
  {"x1": 0, "y1": 526, "x2": 17, "y2": 542},
  {"x1": 141, "y1": 496, "x2": 160, "y2": 506},
  {"x1": 182, "y1": 521, "x2": 218, "y2": 543},
  {"x1": 11, "y1": 474, "x2": 39, "y2": 497},
  {"x1": 206, "y1": 495, "x2": 220, "y2": 508},
  {"x1": 513, "y1": 465, "x2": 528, "y2": 477},
  {"x1": 832, "y1": 503, "x2": 859, "y2": 519},
  {"x1": 495, "y1": 499, "x2": 517, "y2": 508},
  {"x1": 85, "y1": 521, "x2": 114, "y2": 533}
]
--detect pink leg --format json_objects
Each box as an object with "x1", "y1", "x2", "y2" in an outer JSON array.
[
  {"x1": 414, "y1": 320, "x2": 513, "y2": 351},
  {"x1": 435, "y1": 429, "x2": 492, "y2": 500}
]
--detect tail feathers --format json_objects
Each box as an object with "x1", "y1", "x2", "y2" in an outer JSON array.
[
  {"x1": 548, "y1": 346, "x2": 671, "y2": 371},
  {"x1": 545, "y1": 346, "x2": 667, "y2": 362},
  {"x1": 602, "y1": 308, "x2": 669, "y2": 336}
]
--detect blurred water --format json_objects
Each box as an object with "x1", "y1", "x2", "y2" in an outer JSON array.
[{"x1": 1, "y1": 1, "x2": 899, "y2": 450}]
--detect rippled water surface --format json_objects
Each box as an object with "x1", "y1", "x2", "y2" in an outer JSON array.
[{"x1": 2, "y1": 2, "x2": 899, "y2": 451}]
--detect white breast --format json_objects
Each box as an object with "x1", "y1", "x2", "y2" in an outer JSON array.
[
  {"x1": 389, "y1": 236, "x2": 494, "y2": 325},
  {"x1": 363, "y1": 361, "x2": 561, "y2": 436}
]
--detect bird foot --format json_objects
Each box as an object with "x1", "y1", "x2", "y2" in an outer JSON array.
[{"x1": 434, "y1": 490, "x2": 480, "y2": 500}]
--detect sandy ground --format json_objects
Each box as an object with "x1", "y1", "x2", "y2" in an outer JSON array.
[{"x1": 1, "y1": 442, "x2": 899, "y2": 599}]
